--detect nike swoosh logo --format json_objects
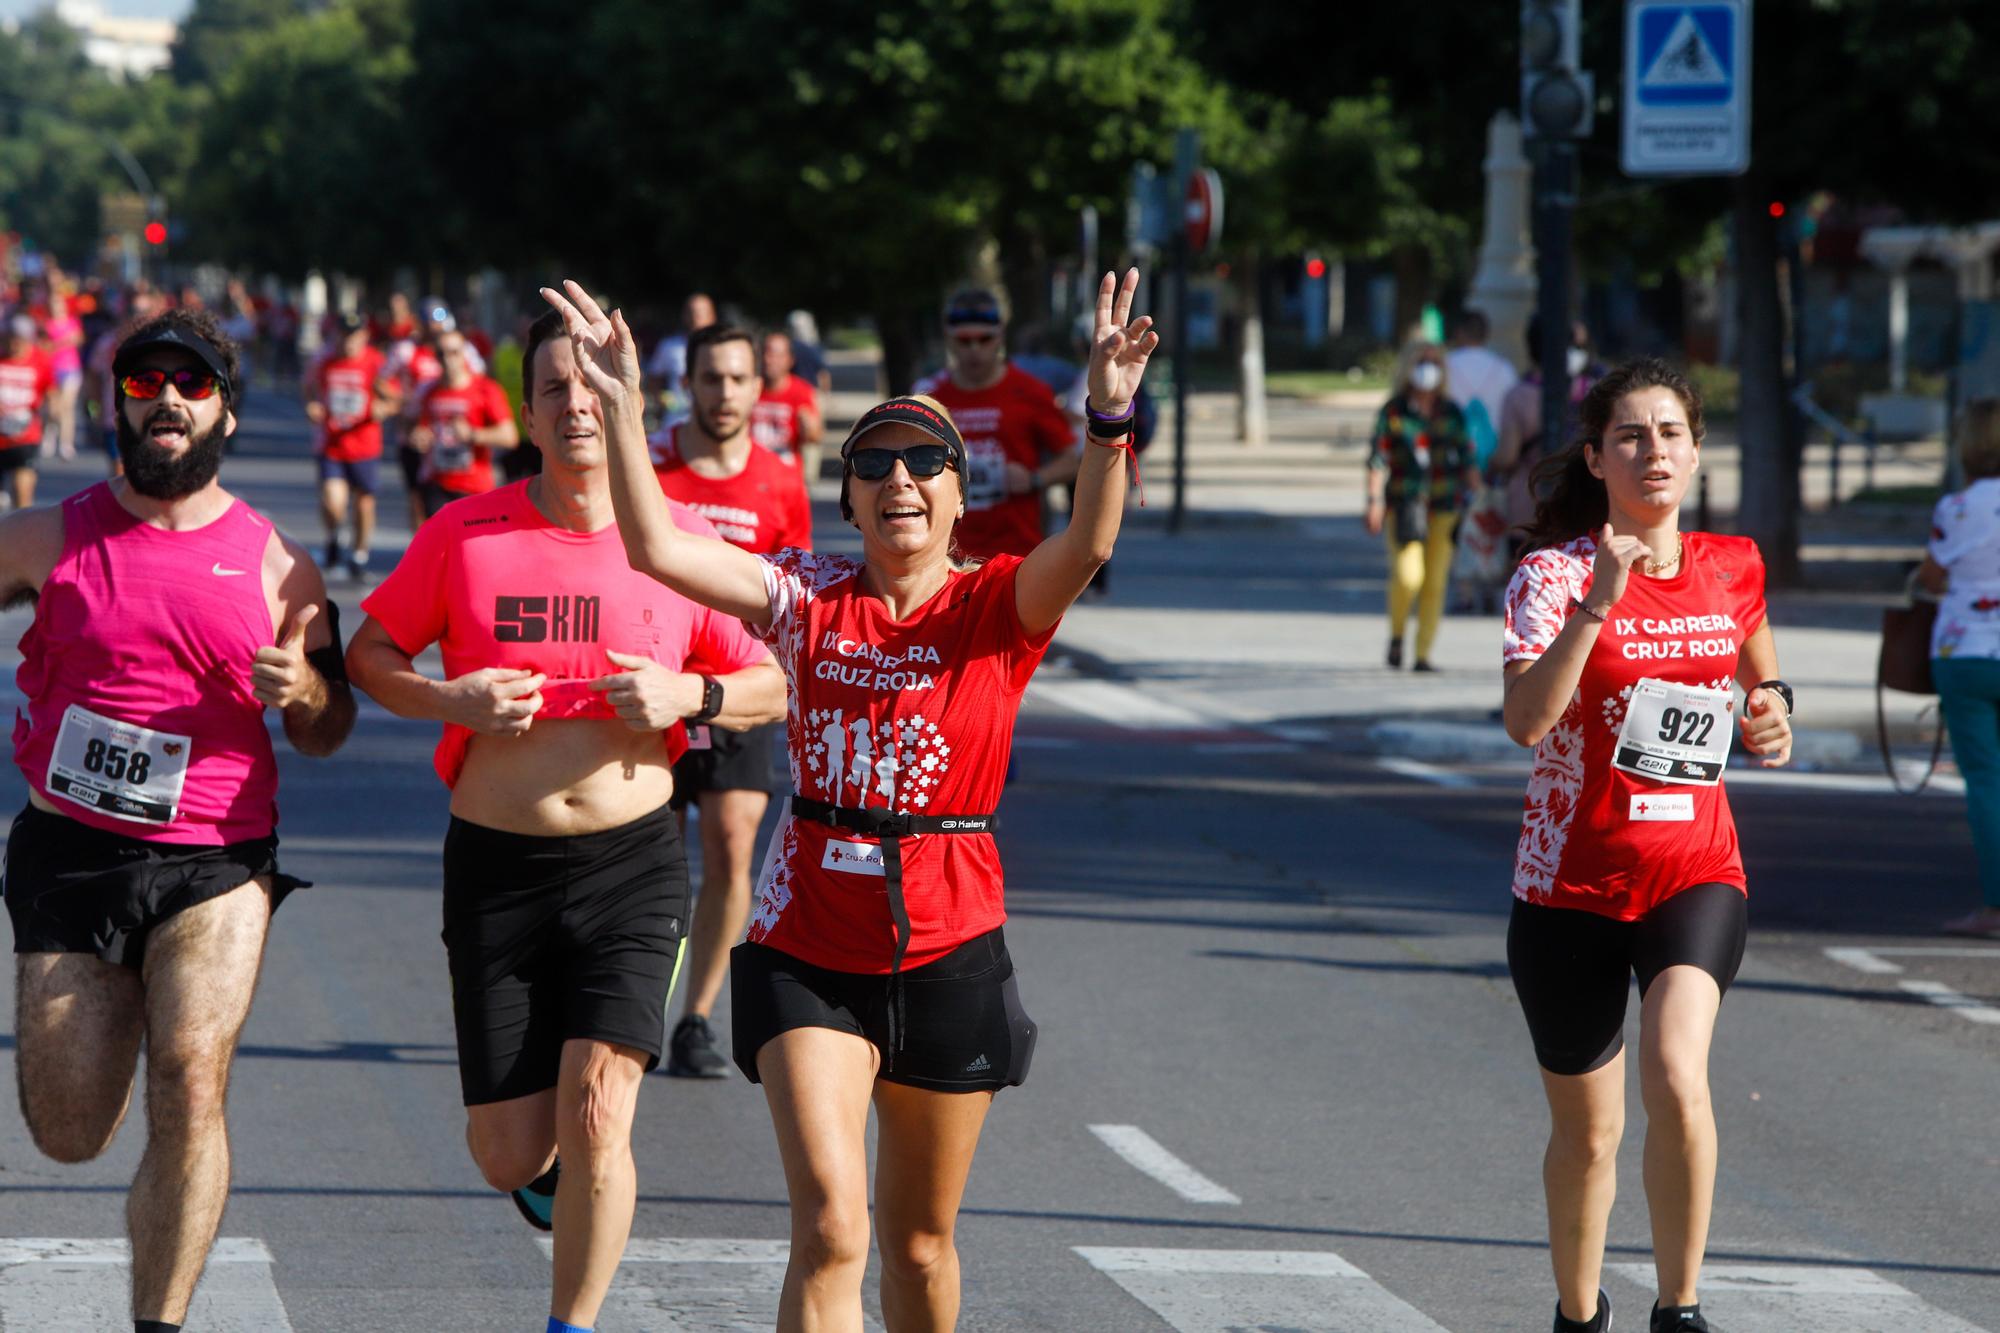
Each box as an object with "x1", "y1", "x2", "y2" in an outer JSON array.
[{"x1": 212, "y1": 563, "x2": 249, "y2": 577}]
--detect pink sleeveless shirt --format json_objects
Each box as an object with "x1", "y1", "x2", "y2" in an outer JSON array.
[{"x1": 13, "y1": 483, "x2": 282, "y2": 844}]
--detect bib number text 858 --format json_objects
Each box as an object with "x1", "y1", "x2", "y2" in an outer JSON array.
[{"x1": 82, "y1": 738, "x2": 151, "y2": 785}]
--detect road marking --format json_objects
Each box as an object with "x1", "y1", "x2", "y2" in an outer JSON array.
[
  {"x1": 1012, "y1": 735, "x2": 1082, "y2": 749},
  {"x1": 1608, "y1": 1263, "x2": 1993, "y2": 1332},
  {"x1": 1027, "y1": 678, "x2": 1219, "y2": 730},
  {"x1": 1087, "y1": 1124, "x2": 1241, "y2": 1204},
  {"x1": 1825, "y1": 946, "x2": 2000, "y2": 975},
  {"x1": 1075, "y1": 1246, "x2": 1451, "y2": 1332},
  {"x1": 0, "y1": 1238, "x2": 293, "y2": 1331},
  {"x1": 1193, "y1": 741, "x2": 1301, "y2": 755},
  {"x1": 1725, "y1": 765, "x2": 1965, "y2": 797},
  {"x1": 1897, "y1": 978, "x2": 2000, "y2": 1025},
  {"x1": 1375, "y1": 757, "x2": 1479, "y2": 788},
  {"x1": 540, "y1": 1237, "x2": 882, "y2": 1331}
]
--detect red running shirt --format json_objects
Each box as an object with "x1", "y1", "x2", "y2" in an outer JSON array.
[
  {"x1": 313, "y1": 348, "x2": 387, "y2": 462},
  {"x1": 1502, "y1": 532, "x2": 1768, "y2": 919},
  {"x1": 749, "y1": 374, "x2": 819, "y2": 465},
  {"x1": 915, "y1": 365, "x2": 1075, "y2": 560},
  {"x1": 0, "y1": 351, "x2": 55, "y2": 448},
  {"x1": 650, "y1": 422, "x2": 813, "y2": 555},
  {"x1": 414, "y1": 375, "x2": 512, "y2": 494},
  {"x1": 750, "y1": 550, "x2": 1056, "y2": 972},
  {"x1": 361, "y1": 481, "x2": 767, "y2": 788}
]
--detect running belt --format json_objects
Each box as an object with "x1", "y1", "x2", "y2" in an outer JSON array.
[{"x1": 789, "y1": 795, "x2": 996, "y2": 1067}]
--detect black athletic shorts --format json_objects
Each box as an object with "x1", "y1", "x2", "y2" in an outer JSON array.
[
  {"x1": 2, "y1": 803, "x2": 302, "y2": 969},
  {"x1": 669, "y1": 721, "x2": 779, "y2": 806},
  {"x1": 730, "y1": 927, "x2": 1036, "y2": 1093},
  {"x1": 397, "y1": 442, "x2": 424, "y2": 490},
  {"x1": 1507, "y1": 882, "x2": 1748, "y2": 1077},
  {"x1": 442, "y1": 802, "x2": 691, "y2": 1106},
  {"x1": 0, "y1": 444, "x2": 38, "y2": 474}
]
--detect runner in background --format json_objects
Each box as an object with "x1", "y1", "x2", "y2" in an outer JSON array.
[
  {"x1": 407, "y1": 329, "x2": 517, "y2": 519},
  {"x1": 650, "y1": 322, "x2": 812, "y2": 1078},
  {"x1": 543, "y1": 267, "x2": 1154, "y2": 1333},
  {"x1": 347, "y1": 308, "x2": 782, "y2": 1333},
  {"x1": 915, "y1": 287, "x2": 1078, "y2": 560},
  {"x1": 1500, "y1": 358, "x2": 1792, "y2": 1333},
  {"x1": 0, "y1": 313, "x2": 56, "y2": 510},
  {"x1": 303, "y1": 314, "x2": 392, "y2": 580},
  {"x1": 750, "y1": 329, "x2": 824, "y2": 478},
  {"x1": 41, "y1": 284, "x2": 86, "y2": 462},
  {"x1": 643, "y1": 293, "x2": 717, "y2": 428}
]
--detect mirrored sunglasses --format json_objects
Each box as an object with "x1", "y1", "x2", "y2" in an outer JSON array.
[
  {"x1": 120, "y1": 367, "x2": 221, "y2": 401},
  {"x1": 846, "y1": 443, "x2": 956, "y2": 482}
]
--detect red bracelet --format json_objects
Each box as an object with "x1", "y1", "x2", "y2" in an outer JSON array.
[{"x1": 1088, "y1": 430, "x2": 1144, "y2": 507}]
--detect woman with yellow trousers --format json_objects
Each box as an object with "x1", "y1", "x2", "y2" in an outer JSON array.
[{"x1": 1365, "y1": 337, "x2": 1479, "y2": 671}]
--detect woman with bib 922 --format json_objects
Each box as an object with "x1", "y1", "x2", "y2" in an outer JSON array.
[{"x1": 1500, "y1": 358, "x2": 1793, "y2": 1333}]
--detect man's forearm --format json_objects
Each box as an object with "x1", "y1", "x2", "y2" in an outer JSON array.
[{"x1": 704, "y1": 663, "x2": 786, "y2": 732}]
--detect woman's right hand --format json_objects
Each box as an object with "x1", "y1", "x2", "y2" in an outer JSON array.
[
  {"x1": 1587, "y1": 522, "x2": 1652, "y2": 611},
  {"x1": 540, "y1": 280, "x2": 642, "y2": 407},
  {"x1": 1364, "y1": 498, "x2": 1385, "y2": 536}
]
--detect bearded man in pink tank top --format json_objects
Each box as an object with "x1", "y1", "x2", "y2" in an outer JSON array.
[
  {"x1": 2, "y1": 308, "x2": 355, "y2": 1333},
  {"x1": 347, "y1": 311, "x2": 784, "y2": 1333}
]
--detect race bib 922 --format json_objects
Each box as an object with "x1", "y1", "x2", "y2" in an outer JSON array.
[{"x1": 1612, "y1": 678, "x2": 1733, "y2": 787}]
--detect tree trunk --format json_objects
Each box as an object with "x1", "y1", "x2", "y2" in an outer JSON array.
[
  {"x1": 873, "y1": 301, "x2": 929, "y2": 399},
  {"x1": 1392, "y1": 245, "x2": 1434, "y2": 342},
  {"x1": 1731, "y1": 172, "x2": 1802, "y2": 585}
]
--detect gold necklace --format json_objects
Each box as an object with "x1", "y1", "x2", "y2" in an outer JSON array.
[{"x1": 1643, "y1": 534, "x2": 1684, "y2": 574}]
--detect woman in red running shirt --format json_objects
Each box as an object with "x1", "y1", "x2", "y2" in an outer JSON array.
[
  {"x1": 544, "y1": 271, "x2": 1155, "y2": 1331},
  {"x1": 1500, "y1": 359, "x2": 1794, "y2": 1333}
]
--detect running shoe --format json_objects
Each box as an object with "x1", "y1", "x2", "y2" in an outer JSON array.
[
  {"x1": 1650, "y1": 1302, "x2": 1708, "y2": 1333},
  {"x1": 509, "y1": 1159, "x2": 559, "y2": 1232},
  {"x1": 666, "y1": 1014, "x2": 730, "y2": 1079},
  {"x1": 322, "y1": 537, "x2": 341, "y2": 571},
  {"x1": 1412, "y1": 659, "x2": 1440, "y2": 674},
  {"x1": 1387, "y1": 638, "x2": 1404, "y2": 669},
  {"x1": 1553, "y1": 1289, "x2": 1611, "y2": 1332},
  {"x1": 347, "y1": 551, "x2": 369, "y2": 582}
]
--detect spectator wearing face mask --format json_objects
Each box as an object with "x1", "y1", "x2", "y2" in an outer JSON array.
[{"x1": 1364, "y1": 336, "x2": 1478, "y2": 671}]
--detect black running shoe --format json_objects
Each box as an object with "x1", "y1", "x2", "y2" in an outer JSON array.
[
  {"x1": 1387, "y1": 638, "x2": 1404, "y2": 669},
  {"x1": 1650, "y1": 1302, "x2": 1708, "y2": 1333},
  {"x1": 1554, "y1": 1289, "x2": 1612, "y2": 1332},
  {"x1": 666, "y1": 1014, "x2": 729, "y2": 1079},
  {"x1": 509, "y1": 1158, "x2": 558, "y2": 1232},
  {"x1": 322, "y1": 537, "x2": 341, "y2": 571}
]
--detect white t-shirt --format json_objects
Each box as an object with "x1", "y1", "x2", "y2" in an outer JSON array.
[
  {"x1": 646, "y1": 334, "x2": 689, "y2": 388},
  {"x1": 1931, "y1": 476, "x2": 2000, "y2": 660},
  {"x1": 1446, "y1": 344, "x2": 1519, "y2": 435}
]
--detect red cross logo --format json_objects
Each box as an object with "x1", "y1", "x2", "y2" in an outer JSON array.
[{"x1": 1638, "y1": 802, "x2": 1650, "y2": 815}]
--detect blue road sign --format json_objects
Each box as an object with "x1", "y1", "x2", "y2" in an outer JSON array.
[{"x1": 1623, "y1": 0, "x2": 1751, "y2": 176}]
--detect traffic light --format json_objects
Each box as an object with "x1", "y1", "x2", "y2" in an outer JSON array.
[
  {"x1": 1521, "y1": 0, "x2": 1594, "y2": 139},
  {"x1": 143, "y1": 220, "x2": 166, "y2": 247}
]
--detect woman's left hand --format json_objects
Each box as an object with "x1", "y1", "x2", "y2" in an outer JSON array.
[
  {"x1": 1739, "y1": 686, "x2": 1792, "y2": 767},
  {"x1": 1085, "y1": 268, "x2": 1160, "y2": 415}
]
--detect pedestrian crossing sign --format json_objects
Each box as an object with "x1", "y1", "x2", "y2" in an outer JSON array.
[{"x1": 1622, "y1": 0, "x2": 1751, "y2": 176}]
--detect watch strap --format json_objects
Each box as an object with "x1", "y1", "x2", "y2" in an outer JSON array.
[{"x1": 689, "y1": 674, "x2": 723, "y2": 724}]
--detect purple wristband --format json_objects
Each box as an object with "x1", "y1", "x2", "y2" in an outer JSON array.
[{"x1": 1084, "y1": 400, "x2": 1135, "y2": 427}]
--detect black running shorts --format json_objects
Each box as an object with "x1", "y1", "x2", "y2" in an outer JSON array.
[
  {"x1": 442, "y1": 802, "x2": 690, "y2": 1106},
  {"x1": 2, "y1": 803, "x2": 301, "y2": 969},
  {"x1": 1507, "y1": 882, "x2": 1748, "y2": 1077},
  {"x1": 730, "y1": 927, "x2": 1037, "y2": 1093},
  {"x1": 669, "y1": 721, "x2": 779, "y2": 806}
]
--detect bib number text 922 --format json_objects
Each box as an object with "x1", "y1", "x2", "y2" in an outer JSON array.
[
  {"x1": 1656, "y1": 707, "x2": 1716, "y2": 748},
  {"x1": 82, "y1": 738, "x2": 151, "y2": 785}
]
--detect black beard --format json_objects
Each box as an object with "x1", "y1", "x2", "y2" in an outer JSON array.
[
  {"x1": 118, "y1": 407, "x2": 229, "y2": 500},
  {"x1": 692, "y1": 400, "x2": 743, "y2": 445}
]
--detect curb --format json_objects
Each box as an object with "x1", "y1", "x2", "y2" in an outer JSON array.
[{"x1": 1363, "y1": 718, "x2": 1865, "y2": 770}]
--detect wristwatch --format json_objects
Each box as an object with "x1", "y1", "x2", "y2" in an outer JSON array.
[
  {"x1": 689, "y1": 675, "x2": 724, "y2": 724},
  {"x1": 1752, "y1": 679, "x2": 1794, "y2": 717}
]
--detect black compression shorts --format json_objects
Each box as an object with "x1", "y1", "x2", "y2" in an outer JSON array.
[
  {"x1": 730, "y1": 927, "x2": 1036, "y2": 1093},
  {"x1": 669, "y1": 721, "x2": 779, "y2": 805},
  {"x1": 1507, "y1": 882, "x2": 1747, "y2": 1076},
  {"x1": 442, "y1": 802, "x2": 690, "y2": 1105},
  {"x1": 2, "y1": 803, "x2": 303, "y2": 969}
]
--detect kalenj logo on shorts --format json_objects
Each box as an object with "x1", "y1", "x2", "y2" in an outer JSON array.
[{"x1": 1629, "y1": 793, "x2": 1695, "y2": 821}]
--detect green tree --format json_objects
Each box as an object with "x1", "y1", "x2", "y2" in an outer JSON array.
[{"x1": 170, "y1": 0, "x2": 313, "y2": 87}]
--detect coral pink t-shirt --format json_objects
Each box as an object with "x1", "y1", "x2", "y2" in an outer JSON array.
[
  {"x1": 748, "y1": 550, "x2": 1056, "y2": 972},
  {"x1": 1502, "y1": 532, "x2": 1767, "y2": 919},
  {"x1": 361, "y1": 480, "x2": 767, "y2": 788}
]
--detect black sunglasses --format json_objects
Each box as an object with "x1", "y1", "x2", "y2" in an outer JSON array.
[{"x1": 846, "y1": 443, "x2": 957, "y2": 482}]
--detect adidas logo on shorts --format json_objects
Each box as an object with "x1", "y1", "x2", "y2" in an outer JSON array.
[{"x1": 964, "y1": 1053, "x2": 991, "y2": 1074}]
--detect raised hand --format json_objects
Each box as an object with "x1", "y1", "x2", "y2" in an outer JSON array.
[
  {"x1": 539, "y1": 280, "x2": 641, "y2": 406},
  {"x1": 252, "y1": 603, "x2": 323, "y2": 710},
  {"x1": 1586, "y1": 523, "x2": 1653, "y2": 612},
  {"x1": 1085, "y1": 268, "x2": 1160, "y2": 415}
]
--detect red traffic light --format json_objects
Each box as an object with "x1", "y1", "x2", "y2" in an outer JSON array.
[
  {"x1": 143, "y1": 221, "x2": 167, "y2": 245},
  {"x1": 1767, "y1": 202, "x2": 1786, "y2": 219},
  {"x1": 1305, "y1": 257, "x2": 1327, "y2": 279}
]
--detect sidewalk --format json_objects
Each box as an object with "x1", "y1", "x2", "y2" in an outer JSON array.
[{"x1": 824, "y1": 385, "x2": 1949, "y2": 775}]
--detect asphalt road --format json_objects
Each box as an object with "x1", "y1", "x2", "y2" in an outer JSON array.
[{"x1": 0, "y1": 393, "x2": 1992, "y2": 1331}]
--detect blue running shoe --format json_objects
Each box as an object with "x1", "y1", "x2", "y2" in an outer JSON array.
[{"x1": 510, "y1": 1159, "x2": 559, "y2": 1232}]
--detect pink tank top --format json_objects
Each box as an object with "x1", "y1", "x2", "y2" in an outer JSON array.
[{"x1": 14, "y1": 483, "x2": 282, "y2": 844}]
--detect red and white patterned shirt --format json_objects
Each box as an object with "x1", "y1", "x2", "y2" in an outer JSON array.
[{"x1": 1502, "y1": 531, "x2": 1767, "y2": 919}]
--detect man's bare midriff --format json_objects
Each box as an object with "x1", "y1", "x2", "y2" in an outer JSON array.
[{"x1": 449, "y1": 718, "x2": 676, "y2": 836}]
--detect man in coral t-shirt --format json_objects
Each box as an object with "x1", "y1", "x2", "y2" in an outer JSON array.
[
  {"x1": 409, "y1": 329, "x2": 518, "y2": 519},
  {"x1": 303, "y1": 314, "x2": 392, "y2": 579},
  {"x1": 914, "y1": 287, "x2": 1077, "y2": 559},
  {"x1": 749, "y1": 329, "x2": 823, "y2": 475},
  {"x1": 0, "y1": 313, "x2": 56, "y2": 509}
]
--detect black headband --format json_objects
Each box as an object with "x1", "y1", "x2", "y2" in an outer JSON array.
[
  {"x1": 841, "y1": 397, "x2": 967, "y2": 472},
  {"x1": 112, "y1": 325, "x2": 236, "y2": 403}
]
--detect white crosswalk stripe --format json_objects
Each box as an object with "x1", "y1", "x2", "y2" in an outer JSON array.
[
  {"x1": 536, "y1": 1236, "x2": 884, "y2": 1332},
  {"x1": 1607, "y1": 1263, "x2": 1994, "y2": 1333},
  {"x1": 0, "y1": 1238, "x2": 293, "y2": 1332},
  {"x1": 1073, "y1": 1246, "x2": 1451, "y2": 1332}
]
